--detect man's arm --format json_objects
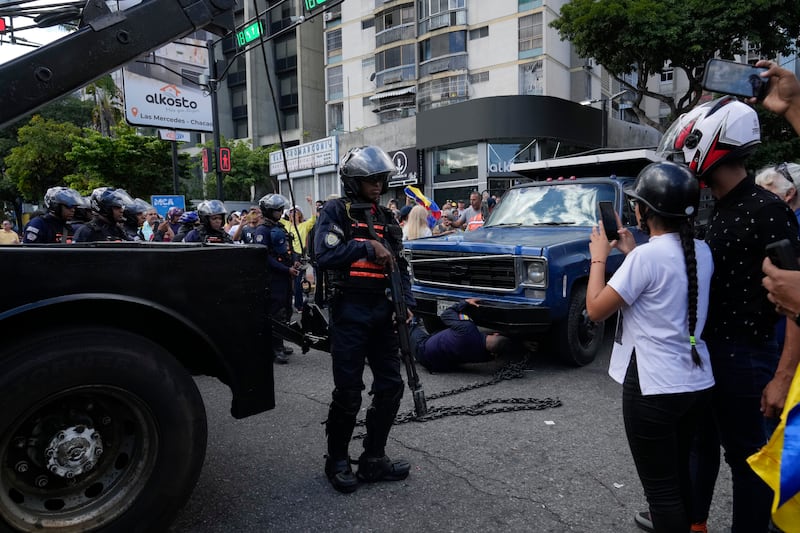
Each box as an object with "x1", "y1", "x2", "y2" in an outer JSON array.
[
  {"x1": 755, "y1": 60, "x2": 800, "y2": 136},
  {"x1": 763, "y1": 319, "x2": 800, "y2": 417}
]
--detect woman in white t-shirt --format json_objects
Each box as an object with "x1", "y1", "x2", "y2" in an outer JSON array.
[{"x1": 586, "y1": 161, "x2": 714, "y2": 533}]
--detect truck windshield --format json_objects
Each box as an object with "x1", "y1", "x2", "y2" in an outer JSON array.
[{"x1": 486, "y1": 182, "x2": 617, "y2": 227}]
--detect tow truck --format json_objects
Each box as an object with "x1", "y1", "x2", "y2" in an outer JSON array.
[
  {"x1": 403, "y1": 149, "x2": 665, "y2": 366},
  {"x1": 0, "y1": 1, "x2": 332, "y2": 531}
]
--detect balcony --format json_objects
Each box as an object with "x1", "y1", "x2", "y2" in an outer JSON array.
[
  {"x1": 375, "y1": 23, "x2": 415, "y2": 47},
  {"x1": 418, "y1": 54, "x2": 467, "y2": 78},
  {"x1": 418, "y1": 9, "x2": 467, "y2": 35},
  {"x1": 374, "y1": 64, "x2": 416, "y2": 88}
]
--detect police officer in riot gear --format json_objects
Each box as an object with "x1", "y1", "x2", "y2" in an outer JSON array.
[
  {"x1": 122, "y1": 198, "x2": 153, "y2": 241},
  {"x1": 314, "y1": 145, "x2": 414, "y2": 493},
  {"x1": 184, "y1": 200, "x2": 233, "y2": 243},
  {"x1": 172, "y1": 211, "x2": 199, "y2": 242},
  {"x1": 72, "y1": 187, "x2": 133, "y2": 242},
  {"x1": 23, "y1": 186, "x2": 83, "y2": 243},
  {"x1": 255, "y1": 193, "x2": 299, "y2": 364}
]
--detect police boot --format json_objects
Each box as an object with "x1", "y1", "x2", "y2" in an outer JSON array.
[
  {"x1": 357, "y1": 384, "x2": 410, "y2": 483},
  {"x1": 273, "y1": 338, "x2": 290, "y2": 364},
  {"x1": 324, "y1": 389, "x2": 361, "y2": 493}
]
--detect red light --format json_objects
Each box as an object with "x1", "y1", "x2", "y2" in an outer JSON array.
[
  {"x1": 0, "y1": 19, "x2": 6, "y2": 33},
  {"x1": 201, "y1": 148, "x2": 210, "y2": 173},
  {"x1": 219, "y1": 147, "x2": 231, "y2": 172}
]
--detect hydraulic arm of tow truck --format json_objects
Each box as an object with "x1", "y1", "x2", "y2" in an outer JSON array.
[{"x1": 0, "y1": 0, "x2": 235, "y2": 129}]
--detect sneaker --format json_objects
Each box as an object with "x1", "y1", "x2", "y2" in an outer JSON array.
[
  {"x1": 283, "y1": 346, "x2": 294, "y2": 355},
  {"x1": 690, "y1": 522, "x2": 708, "y2": 533},
  {"x1": 324, "y1": 457, "x2": 357, "y2": 493},
  {"x1": 634, "y1": 511, "x2": 654, "y2": 533},
  {"x1": 356, "y1": 454, "x2": 410, "y2": 482}
]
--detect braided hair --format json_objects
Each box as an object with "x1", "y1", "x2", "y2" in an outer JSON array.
[{"x1": 640, "y1": 208, "x2": 702, "y2": 368}]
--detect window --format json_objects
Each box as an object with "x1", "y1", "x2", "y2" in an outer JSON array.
[
  {"x1": 419, "y1": 31, "x2": 466, "y2": 61},
  {"x1": 376, "y1": 6, "x2": 415, "y2": 31},
  {"x1": 327, "y1": 65, "x2": 343, "y2": 100},
  {"x1": 660, "y1": 69, "x2": 674, "y2": 82},
  {"x1": 419, "y1": 0, "x2": 466, "y2": 18},
  {"x1": 231, "y1": 86, "x2": 247, "y2": 108},
  {"x1": 326, "y1": 28, "x2": 342, "y2": 57},
  {"x1": 280, "y1": 74, "x2": 297, "y2": 99},
  {"x1": 519, "y1": 12, "x2": 542, "y2": 53},
  {"x1": 434, "y1": 144, "x2": 478, "y2": 182},
  {"x1": 283, "y1": 111, "x2": 298, "y2": 130},
  {"x1": 469, "y1": 26, "x2": 488, "y2": 40},
  {"x1": 234, "y1": 119, "x2": 248, "y2": 139},
  {"x1": 362, "y1": 18, "x2": 375, "y2": 30},
  {"x1": 468, "y1": 71, "x2": 489, "y2": 84},
  {"x1": 519, "y1": 60, "x2": 543, "y2": 95},
  {"x1": 328, "y1": 103, "x2": 343, "y2": 133},
  {"x1": 275, "y1": 34, "x2": 296, "y2": 60},
  {"x1": 376, "y1": 44, "x2": 415, "y2": 71}
]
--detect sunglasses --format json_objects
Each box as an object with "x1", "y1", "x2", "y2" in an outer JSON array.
[{"x1": 776, "y1": 162, "x2": 794, "y2": 185}]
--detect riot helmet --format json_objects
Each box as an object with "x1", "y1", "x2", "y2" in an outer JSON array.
[
  {"x1": 197, "y1": 199, "x2": 227, "y2": 226},
  {"x1": 625, "y1": 161, "x2": 700, "y2": 218},
  {"x1": 73, "y1": 195, "x2": 93, "y2": 223},
  {"x1": 657, "y1": 96, "x2": 760, "y2": 178},
  {"x1": 44, "y1": 186, "x2": 83, "y2": 218},
  {"x1": 90, "y1": 187, "x2": 134, "y2": 219},
  {"x1": 339, "y1": 145, "x2": 397, "y2": 197},
  {"x1": 258, "y1": 193, "x2": 289, "y2": 220},
  {"x1": 123, "y1": 198, "x2": 153, "y2": 226}
]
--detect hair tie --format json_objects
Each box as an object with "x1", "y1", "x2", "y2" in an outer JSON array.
[{"x1": 689, "y1": 335, "x2": 696, "y2": 346}]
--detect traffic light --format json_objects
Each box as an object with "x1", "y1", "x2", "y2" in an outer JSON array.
[
  {"x1": 201, "y1": 148, "x2": 210, "y2": 173},
  {"x1": 0, "y1": 18, "x2": 6, "y2": 33},
  {"x1": 219, "y1": 147, "x2": 231, "y2": 172}
]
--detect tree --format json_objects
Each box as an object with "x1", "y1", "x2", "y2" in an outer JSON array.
[
  {"x1": 84, "y1": 74, "x2": 123, "y2": 137},
  {"x1": 63, "y1": 123, "x2": 191, "y2": 198},
  {"x1": 200, "y1": 138, "x2": 276, "y2": 201},
  {"x1": 551, "y1": 0, "x2": 800, "y2": 129},
  {"x1": 3, "y1": 116, "x2": 82, "y2": 201}
]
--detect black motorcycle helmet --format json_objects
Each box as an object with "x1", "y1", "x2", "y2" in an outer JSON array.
[
  {"x1": 625, "y1": 161, "x2": 699, "y2": 218},
  {"x1": 339, "y1": 146, "x2": 396, "y2": 197},
  {"x1": 197, "y1": 199, "x2": 228, "y2": 227},
  {"x1": 90, "y1": 187, "x2": 133, "y2": 219},
  {"x1": 258, "y1": 193, "x2": 288, "y2": 220},
  {"x1": 44, "y1": 186, "x2": 83, "y2": 217},
  {"x1": 123, "y1": 198, "x2": 153, "y2": 226}
]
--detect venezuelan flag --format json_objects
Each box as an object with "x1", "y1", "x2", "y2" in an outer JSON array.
[
  {"x1": 404, "y1": 185, "x2": 441, "y2": 222},
  {"x1": 748, "y1": 367, "x2": 800, "y2": 532}
]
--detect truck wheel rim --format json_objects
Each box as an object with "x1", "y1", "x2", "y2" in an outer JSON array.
[{"x1": 0, "y1": 386, "x2": 158, "y2": 531}]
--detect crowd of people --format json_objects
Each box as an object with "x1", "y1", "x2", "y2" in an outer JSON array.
[
  {"x1": 3, "y1": 57, "x2": 800, "y2": 530},
  {"x1": 588, "y1": 60, "x2": 800, "y2": 533}
]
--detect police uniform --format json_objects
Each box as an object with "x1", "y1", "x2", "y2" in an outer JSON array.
[
  {"x1": 254, "y1": 217, "x2": 296, "y2": 360},
  {"x1": 315, "y1": 193, "x2": 414, "y2": 490},
  {"x1": 23, "y1": 213, "x2": 68, "y2": 243},
  {"x1": 72, "y1": 217, "x2": 129, "y2": 242},
  {"x1": 184, "y1": 225, "x2": 233, "y2": 243}
]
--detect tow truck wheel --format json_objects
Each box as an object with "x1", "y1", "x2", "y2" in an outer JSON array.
[
  {"x1": 557, "y1": 284, "x2": 605, "y2": 366},
  {"x1": 0, "y1": 327, "x2": 207, "y2": 532}
]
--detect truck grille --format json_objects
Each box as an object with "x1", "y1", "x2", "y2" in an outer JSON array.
[{"x1": 408, "y1": 252, "x2": 517, "y2": 291}]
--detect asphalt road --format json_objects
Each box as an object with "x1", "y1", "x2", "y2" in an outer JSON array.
[{"x1": 170, "y1": 333, "x2": 733, "y2": 533}]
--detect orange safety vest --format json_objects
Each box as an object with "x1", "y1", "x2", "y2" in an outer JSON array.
[{"x1": 466, "y1": 213, "x2": 484, "y2": 231}]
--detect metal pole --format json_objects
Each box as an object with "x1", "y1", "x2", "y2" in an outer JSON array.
[
  {"x1": 171, "y1": 139, "x2": 179, "y2": 194},
  {"x1": 207, "y1": 40, "x2": 224, "y2": 201},
  {"x1": 601, "y1": 98, "x2": 608, "y2": 148}
]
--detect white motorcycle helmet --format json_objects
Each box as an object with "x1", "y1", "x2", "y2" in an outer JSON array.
[{"x1": 657, "y1": 95, "x2": 760, "y2": 178}]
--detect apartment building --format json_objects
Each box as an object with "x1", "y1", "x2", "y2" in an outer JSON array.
[{"x1": 219, "y1": 0, "x2": 659, "y2": 205}]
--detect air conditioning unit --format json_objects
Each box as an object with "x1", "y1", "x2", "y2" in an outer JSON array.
[{"x1": 324, "y1": 11, "x2": 333, "y2": 22}]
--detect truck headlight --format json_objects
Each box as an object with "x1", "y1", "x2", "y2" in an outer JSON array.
[{"x1": 526, "y1": 262, "x2": 546, "y2": 284}]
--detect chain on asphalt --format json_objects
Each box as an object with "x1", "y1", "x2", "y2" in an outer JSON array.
[{"x1": 351, "y1": 358, "x2": 563, "y2": 439}]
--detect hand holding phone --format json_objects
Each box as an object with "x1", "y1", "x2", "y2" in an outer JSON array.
[
  {"x1": 765, "y1": 239, "x2": 800, "y2": 271},
  {"x1": 598, "y1": 201, "x2": 619, "y2": 241},
  {"x1": 702, "y1": 58, "x2": 769, "y2": 100}
]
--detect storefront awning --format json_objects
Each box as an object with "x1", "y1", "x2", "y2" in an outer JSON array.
[{"x1": 369, "y1": 86, "x2": 417, "y2": 101}]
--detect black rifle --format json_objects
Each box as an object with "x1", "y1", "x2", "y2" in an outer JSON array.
[{"x1": 358, "y1": 204, "x2": 428, "y2": 417}]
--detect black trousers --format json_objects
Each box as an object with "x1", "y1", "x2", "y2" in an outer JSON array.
[{"x1": 623, "y1": 353, "x2": 711, "y2": 533}]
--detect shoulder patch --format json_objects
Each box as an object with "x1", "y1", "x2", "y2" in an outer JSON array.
[
  {"x1": 255, "y1": 234, "x2": 264, "y2": 243},
  {"x1": 325, "y1": 232, "x2": 341, "y2": 247},
  {"x1": 330, "y1": 223, "x2": 344, "y2": 236}
]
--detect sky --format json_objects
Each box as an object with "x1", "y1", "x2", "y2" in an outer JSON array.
[{"x1": 0, "y1": 25, "x2": 67, "y2": 64}]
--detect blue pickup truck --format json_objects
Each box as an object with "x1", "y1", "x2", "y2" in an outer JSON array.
[{"x1": 403, "y1": 149, "x2": 666, "y2": 366}]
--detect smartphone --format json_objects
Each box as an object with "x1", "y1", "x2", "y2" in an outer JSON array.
[
  {"x1": 702, "y1": 58, "x2": 769, "y2": 100},
  {"x1": 598, "y1": 201, "x2": 619, "y2": 241},
  {"x1": 766, "y1": 239, "x2": 800, "y2": 271}
]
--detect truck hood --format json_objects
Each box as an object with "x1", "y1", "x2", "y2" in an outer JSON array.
[{"x1": 405, "y1": 226, "x2": 592, "y2": 255}]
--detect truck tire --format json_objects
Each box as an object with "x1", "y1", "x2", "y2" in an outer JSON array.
[
  {"x1": 0, "y1": 327, "x2": 207, "y2": 532},
  {"x1": 557, "y1": 284, "x2": 605, "y2": 366}
]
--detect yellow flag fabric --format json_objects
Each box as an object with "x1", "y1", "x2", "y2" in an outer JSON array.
[{"x1": 748, "y1": 367, "x2": 800, "y2": 532}]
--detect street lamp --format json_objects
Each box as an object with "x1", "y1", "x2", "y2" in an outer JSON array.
[{"x1": 580, "y1": 90, "x2": 627, "y2": 148}]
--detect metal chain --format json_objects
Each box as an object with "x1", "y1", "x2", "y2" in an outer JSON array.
[{"x1": 352, "y1": 358, "x2": 563, "y2": 439}]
